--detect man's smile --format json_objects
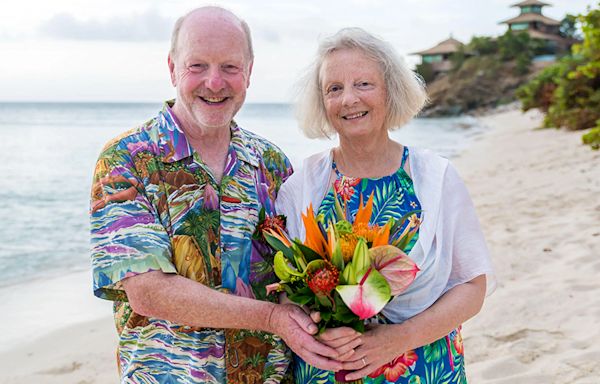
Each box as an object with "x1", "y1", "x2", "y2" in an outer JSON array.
[{"x1": 200, "y1": 96, "x2": 229, "y2": 105}]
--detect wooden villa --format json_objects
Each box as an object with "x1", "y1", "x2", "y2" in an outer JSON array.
[
  {"x1": 411, "y1": 37, "x2": 464, "y2": 78},
  {"x1": 500, "y1": 0, "x2": 579, "y2": 53}
]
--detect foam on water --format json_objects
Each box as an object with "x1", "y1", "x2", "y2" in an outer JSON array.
[{"x1": 0, "y1": 102, "x2": 485, "y2": 288}]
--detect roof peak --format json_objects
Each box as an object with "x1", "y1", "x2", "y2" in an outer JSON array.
[
  {"x1": 411, "y1": 37, "x2": 463, "y2": 56},
  {"x1": 511, "y1": 0, "x2": 551, "y2": 7}
]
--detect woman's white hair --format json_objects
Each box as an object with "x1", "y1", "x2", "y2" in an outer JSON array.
[{"x1": 293, "y1": 28, "x2": 428, "y2": 139}]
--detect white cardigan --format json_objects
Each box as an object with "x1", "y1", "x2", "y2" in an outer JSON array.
[{"x1": 274, "y1": 147, "x2": 497, "y2": 323}]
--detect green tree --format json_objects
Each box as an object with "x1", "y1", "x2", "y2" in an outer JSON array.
[
  {"x1": 449, "y1": 44, "x2": 467, "y2": 73},
  {"x1": 560, "y1": 14, "x2": 582, "y2": 40},
  {"x1": 516, "y1": 4, "x2": 600, "y2": 149},
  {"x1": 468, "y1": 36, "x2": 497, "y2": 56},
  {"x1": 414, "y1": 62, "x2": 435, "y2": 84}
]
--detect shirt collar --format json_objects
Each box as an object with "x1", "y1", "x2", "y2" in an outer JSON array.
[{"x1": 157, "y1": 100, "x2": 259, "y2": 168}]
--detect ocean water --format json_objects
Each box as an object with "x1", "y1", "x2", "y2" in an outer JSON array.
[{"x1": 0, "y1": 102, "x2": 485, "y2": 289}]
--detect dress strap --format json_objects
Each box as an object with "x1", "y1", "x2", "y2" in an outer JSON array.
[
  {"x1": 331, "y1": 160, "x2": 343, "y2": 177},
  {"x1": 400, "y1": 146, "x2": 409, "y2": 168}
]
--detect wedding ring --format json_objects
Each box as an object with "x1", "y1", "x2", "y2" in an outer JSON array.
[{"x1": 361, "y1": 358, "x2": 366, "y2": 367}]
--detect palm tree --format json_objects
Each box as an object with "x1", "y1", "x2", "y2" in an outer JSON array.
[
  {"x1": 178, "y1": 210, "x2": 211, "y2": 281},
  {"x1": 263, "y1": 148, "x2": 286, "y2": 172}
]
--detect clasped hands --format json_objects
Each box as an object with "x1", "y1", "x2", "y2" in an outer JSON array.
[{"x1": 271, "y1": 305, "x2": 403, "y2": 382}]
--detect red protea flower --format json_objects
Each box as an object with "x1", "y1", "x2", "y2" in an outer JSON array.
[
  {"x1": 307, "y1": 261, "x2": 340, "y2": 296},
  {"x1": 258, "y1": 215, "x2": 286, "y2": 241}
]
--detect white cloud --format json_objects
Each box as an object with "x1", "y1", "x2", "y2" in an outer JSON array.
[
  {"x1": 38, "y1": 10, "x2": 174, "y2": 42},
  {"x1": 0, "y1": 0, "x2": 595, "y2": 102}
]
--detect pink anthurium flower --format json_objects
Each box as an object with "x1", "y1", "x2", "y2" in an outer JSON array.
[
  {"x1": 335, "y1": 267, "x2": 391, "y2": 320},
  {"x1": 369, "y1": 245, "x2": 420, "y2": 296}
]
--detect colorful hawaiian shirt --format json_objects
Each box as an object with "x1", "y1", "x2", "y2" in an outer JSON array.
[{"x1": 90, "y1": 101, "x2": 294, "y2": 384}]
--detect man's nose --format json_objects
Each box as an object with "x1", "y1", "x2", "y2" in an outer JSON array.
[{"x1": 205, "y1": 66, "x2": 226, "y2": 92}]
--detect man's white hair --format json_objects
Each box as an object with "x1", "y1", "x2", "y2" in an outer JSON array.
[{"x1": 169, "y1": 6, "x2": 253, "y2": 63}]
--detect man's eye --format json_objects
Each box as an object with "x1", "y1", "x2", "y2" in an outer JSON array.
[{"x1": 190, "y1": 64, "x2": 205, "y2": 71}]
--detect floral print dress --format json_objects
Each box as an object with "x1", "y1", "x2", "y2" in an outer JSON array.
[{"x1": 294, "y1": 147, "x2": 467, "y2": 384}]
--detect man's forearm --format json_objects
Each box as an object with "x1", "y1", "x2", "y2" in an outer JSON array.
[{"x1": 122, "y1": 270, "x2": 277, "y2": 332}]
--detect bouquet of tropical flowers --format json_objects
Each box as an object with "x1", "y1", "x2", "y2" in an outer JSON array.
[{"x1": 257, "y1": 191, "x2": 422, "y2": 384}]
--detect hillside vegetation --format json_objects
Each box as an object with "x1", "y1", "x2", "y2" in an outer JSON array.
[
  {"x1": 516, "y1": 4, "x2": 600, "y2": 149},
  {"x1": 417, "y1": 15, "x2": 579, "y2": 117}
]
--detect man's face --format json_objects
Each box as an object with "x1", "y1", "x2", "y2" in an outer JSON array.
[{"x1": 169, "y1": 14, "x2": 252, "y2": 132}]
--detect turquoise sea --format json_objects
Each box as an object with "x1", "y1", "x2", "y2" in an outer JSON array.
[{"x1": 0, "y1": 102, "x2": 486, "y2": 289}]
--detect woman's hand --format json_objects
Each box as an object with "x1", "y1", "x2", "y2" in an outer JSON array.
[
  {"x1": 338, "y1": 323, "x2": 410, "y2": 381},
  {"x1": 318, "y1": 326, "x2": 363, "y2": 361},
  {"x1": 310, "y1": 312, "x2": 363, "y2": 361}
]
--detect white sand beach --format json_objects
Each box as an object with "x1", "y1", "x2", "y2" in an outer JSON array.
[
  {"x1": 457, "y1": 110, "x2": 600, "y2": 383},
  {"x1": 1, "y1": 108, "x2": 598, "y2": 383}
]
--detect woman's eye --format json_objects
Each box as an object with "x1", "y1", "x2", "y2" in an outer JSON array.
[
  {"x1": 330, "y1": 86, "x2": 340, "y2": 92},
  {"x1": 359, "y1": 82, "x2": 370, "y2": 87}
]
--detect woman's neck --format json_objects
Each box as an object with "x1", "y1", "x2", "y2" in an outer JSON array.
[{"x1": 333, "y1": 133, "x2": 404, "y2": 179}]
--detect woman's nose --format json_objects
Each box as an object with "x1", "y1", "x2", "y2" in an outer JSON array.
[{"x1": 342, "y1": 88, "x2": 360, "y2": 107}]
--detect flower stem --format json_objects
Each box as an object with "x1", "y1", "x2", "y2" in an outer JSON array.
[{"x1": 334, "y1": 370, "x2": 364, "y2": 384}]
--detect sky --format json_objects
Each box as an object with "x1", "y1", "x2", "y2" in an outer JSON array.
[{"x1": 0, "y1": 0, "x2": 594, "y2": 103}]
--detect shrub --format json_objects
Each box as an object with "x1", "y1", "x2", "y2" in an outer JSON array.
[
  {"x1": 582, "y1": 127, "x2": 600, "y2": 149},
  {"x1": 516, "y1": 4, "x2": 600, "y2": 148},
  {"x1": 415, "y1": 62, "x2": 436, "y2": 84}
]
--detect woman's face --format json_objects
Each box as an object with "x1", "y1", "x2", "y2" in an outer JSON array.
[{"x1": 320, "y1": 49, "x2": 387, "y2": 140}]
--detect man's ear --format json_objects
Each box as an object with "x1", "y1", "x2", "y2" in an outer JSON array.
[
  {"x1": 246, "y1": 60, "x2": 254, "y2": 88},
  {"x1": 168, "y1": 55, "x2": 177, "y2": 87}
]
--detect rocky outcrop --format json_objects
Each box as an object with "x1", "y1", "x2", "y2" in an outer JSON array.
[{"x1": 420, "y1": 60, "x2": 555, "y2": 117}]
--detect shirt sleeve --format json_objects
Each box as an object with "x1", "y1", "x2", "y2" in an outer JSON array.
[
  {"x1": 90, "y1": 140, "x2": 176, "y2": 301},
  {"x1": 441, "y1": 164, "x2": 497, "y2": 297}
]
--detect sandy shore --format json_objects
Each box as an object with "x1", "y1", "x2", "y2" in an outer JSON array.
[
  {"x1": 456, "y1": 109, "x2": 600, "y2": 383},
  {"x1": 1, "y1": 108, "x2": 598, "y2": 383},
  {"x1": 0, "y1": 272, "x2": 118, "y2": 383}
]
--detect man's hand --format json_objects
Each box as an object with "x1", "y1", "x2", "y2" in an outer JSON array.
[{"x1": 268, "y1": 304, "x2": 343, "y2": 372}]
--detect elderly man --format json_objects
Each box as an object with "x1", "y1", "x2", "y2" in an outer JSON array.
[{"x1": 90, "y1": 6, "x2": 343, "y2": 383}]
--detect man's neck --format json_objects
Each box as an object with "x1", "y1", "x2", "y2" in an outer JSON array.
[{"x1": 172, "y1": 106, "x2": 232, "y2": 185}]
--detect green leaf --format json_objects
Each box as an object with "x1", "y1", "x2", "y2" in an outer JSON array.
[
  {"x1": 316, "y1": 295, "x2": 333, "y2": 307},
  {"x1": 351, "y1": 321, "x2": 364, "y2": 334},
  {"x1": 320, "y1": 310, "x2": 332, "y2": 322},
  {"x1": 390, "y1": 209, "x2": 423, "y2": 236},
  {"x1": 264, "y1": 233, "x2": 296, "y2": 265},
  {"x1": 371, "y1": 182, "x2": 400, "y2": 223},
  {"x1": 423, "y1": 338, "x2": 447, "y2": 363},
  {"x1": 293, "y1": 240, "x2": 323, "y2": 263},
  {"x1": 334, "y1": 310, "x2": 360, "y2": 322}
]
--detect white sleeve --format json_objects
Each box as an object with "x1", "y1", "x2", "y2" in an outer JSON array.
[
  {"x1": 274, "y1": 172, "x2": 303, "y2": 240},
  {"x1": 441, "y1": 164, "x2": 497, "y2": 297}
]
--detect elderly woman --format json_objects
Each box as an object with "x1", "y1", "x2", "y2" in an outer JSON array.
[{"x1": 275, "y1": 28, "x2": 496, "y2": 383}]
